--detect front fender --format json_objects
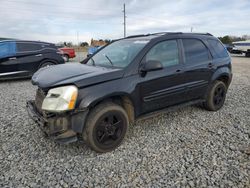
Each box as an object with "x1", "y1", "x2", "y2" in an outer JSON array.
[{"x1": 77, "y1": 76, "x2": 138, "y2": 111}]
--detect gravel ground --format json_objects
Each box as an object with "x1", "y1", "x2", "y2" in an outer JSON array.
[{"x1": 0, "y1": 55, "x2": 249, "y2": 187}]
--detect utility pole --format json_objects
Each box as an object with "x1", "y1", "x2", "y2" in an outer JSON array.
[
  {"x1": 77, "y1": 31, "x2": 80, "y2": 62},
  {"x1": 191, "y1": 27, "x2": 193, "y2": 32},
  {"x1": 123, "y1": 3, "x2": 126, "y2": 37}
]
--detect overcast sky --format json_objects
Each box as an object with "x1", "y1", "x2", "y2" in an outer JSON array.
[{"x1": 0, "y1": 0, "x2": 250, "y2": 44}]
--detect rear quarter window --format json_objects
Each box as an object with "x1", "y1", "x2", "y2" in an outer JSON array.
[{"x1": 207, "y1": 39, "x2": 229, "y2": 58}]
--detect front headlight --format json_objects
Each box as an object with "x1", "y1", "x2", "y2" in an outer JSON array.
[{"x1": 42, "y1": 85, "x2": 78, "y2": 112}]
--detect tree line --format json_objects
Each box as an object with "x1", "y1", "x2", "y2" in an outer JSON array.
[
  {"x1": 58, "y1": 39, "x2": 112, "y2": 47},
  {"x1": 218, "y1": 35, "x2": 250, "y2": 44}
]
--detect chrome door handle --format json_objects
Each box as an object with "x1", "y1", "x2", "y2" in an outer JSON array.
[
  {"x1": 9, "y1": 57, "x2": 16, "y2": 60},
  {"x1": 35, "y1": 54, "x2": 42, "y2": 57}
]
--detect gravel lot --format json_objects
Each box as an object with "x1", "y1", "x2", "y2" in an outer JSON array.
[{"x1": 0, "y1": 55, "x2": 249, "y2": 187}]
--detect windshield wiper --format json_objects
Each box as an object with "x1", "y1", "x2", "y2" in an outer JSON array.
[
  {"x1": 90, "y1": 57, "x2": 95, "y2": 66},
  {"x1": 104, "y1": 54, "x2": 114, "y2": 66}
]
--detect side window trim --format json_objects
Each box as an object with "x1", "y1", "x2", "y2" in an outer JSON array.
[
  {"x1": 140, "y1": 39, "x2": 181, "y2": 69},
  {"x1": 16, "y1": 42, "x2": 45, "y2": 53}
]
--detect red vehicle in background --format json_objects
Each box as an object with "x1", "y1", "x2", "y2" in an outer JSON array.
[{"x1": 57, "y1": 46, "x2": 76, "y2": 62}]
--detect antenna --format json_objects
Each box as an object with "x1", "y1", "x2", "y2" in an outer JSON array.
[{"x1": 123, "y1": 3, "x2": 126, "y2": 37}]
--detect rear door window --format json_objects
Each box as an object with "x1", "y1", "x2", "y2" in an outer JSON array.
[
  {"x1": 182, "y1": 39, "x2": 210, "y2": 65},
  {"x1": 16, "y1": 42, "x2": 42, "y2": 53},
  {"x1": 207, "y1": 39, "x2": 229, "y2": 58},
  {"x1": 0, "y1": 42, "x2": 16, "y2": 58}
]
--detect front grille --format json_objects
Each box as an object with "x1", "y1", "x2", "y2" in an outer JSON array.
[{"x1": 35, "y1": 88, "x2": 46, "y2": 114}]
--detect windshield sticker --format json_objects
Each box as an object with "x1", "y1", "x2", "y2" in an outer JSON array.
[{"x1": 134, "y1": 40, "x2": 149, "y2": 44}]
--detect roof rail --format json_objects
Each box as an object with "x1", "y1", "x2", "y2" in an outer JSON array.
[
  {"x1": 125, "y1": 32, "x2": 213, "y2": 39},
  {"x1": 125, "y1": 32, "x2": 183, "y2": 39},
  {"x1": 187, "y1": 32, "x2": 213, "y2": 36},
  {"x1": 125, "y1": 34, "x2": 150, "y2": 39},
  {"x1": 149, "y1": 32, "x2": 182, "y2": 35},
  {"x1": 206, "y1": 33, "x2": 213, "y2": 36}
]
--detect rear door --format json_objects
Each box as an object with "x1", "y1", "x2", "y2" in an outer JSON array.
[
  {"x1": 0, "y1": 41, "x2": 22, "y2": 78},
  {"x1": 181, "y1": 38, "x2": 213, "y2": 100},
  {"x1": 16, "y1": 42, "x2": 44, "y2": 75}
]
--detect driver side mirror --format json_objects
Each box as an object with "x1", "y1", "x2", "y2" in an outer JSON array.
[{"x1": 140, "y1": 60, "x2": 163, "y2": 74}]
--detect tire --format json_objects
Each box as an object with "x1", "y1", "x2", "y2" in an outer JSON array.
[
  {"x1": 245, "y1": 52, "x2": 250, "y2": 57},
  {"x1": 39, "y1": 62, "x2": 55, "y2": 69},
  {"x1": 204, "y1": 80, "x2": 227, "y2": 111},
  {"x1": 83, "y1": 102, "x2": 129, "y2": 153},
  {"x1": 63, "y1": 54, "x2": 69, "y2": 62}
]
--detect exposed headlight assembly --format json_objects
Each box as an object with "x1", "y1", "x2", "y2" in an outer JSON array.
[{"x1": 42, "y1": 85, "x2": 78, "y2": 112}]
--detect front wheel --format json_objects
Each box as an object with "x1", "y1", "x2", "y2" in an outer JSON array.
[
  {"x1": 204, "y1": 81, "x2": 227, "y2": 111},
  {"x1": 83, "y1": 102, "x2": 129, "y2": 153}
]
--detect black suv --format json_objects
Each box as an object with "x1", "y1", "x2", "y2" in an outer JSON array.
[
  {"x1": 27, "y1": 32, "x2": 232, "y2": 152},
  {"x1": 0, "y1": 40, "x2": 64, "y2": 79}
]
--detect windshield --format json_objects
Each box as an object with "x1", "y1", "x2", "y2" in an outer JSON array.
[{"x1": 86, "y1": 39, "x2": 149, "y2": 68}]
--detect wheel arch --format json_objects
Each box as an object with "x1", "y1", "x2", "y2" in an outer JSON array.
[
  {"x1": 81, "y1": 93, "x2": 135, "y2": 123},
  {"x1": 211, "y1": 67, "x2": 232, "y2": 88},
  {"x1": 216, "y1": 75, "x2": 231, "y2": 88},
  {"x1": 39, "y1": 58, "x2": 58, "y2": 68},
  {"x1": 63, "y1": 53, "x2": 70, "y2": 57}
]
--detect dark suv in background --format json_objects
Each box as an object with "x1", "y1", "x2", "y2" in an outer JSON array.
[
  {"x1": 0, "y1": 40, "x2": 64, "y2": 79},
  {"x1": 27, "y1": 32, "x2": 232, "y2": 153}
]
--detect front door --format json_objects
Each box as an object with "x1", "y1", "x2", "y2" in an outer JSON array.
[{"x1": 138, "y1": 39, "x2": 189, "y2": 114}]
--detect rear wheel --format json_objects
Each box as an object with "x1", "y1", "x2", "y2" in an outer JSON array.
[
  {"x1": 63, "y1": 54, "x2": 69, "y2": 62},
  {"x1": 245, "y1": 52, "x2": 250, "y2": 57},
  {"x1": 83, "y1": 102, "x2": 129, "y2": 153},
  {"x1": 204, "y1": 81, "x2": 227, "y2": 111},
  {"x1": 39, "y1": 62, "x2": 55, "y2": 69}
]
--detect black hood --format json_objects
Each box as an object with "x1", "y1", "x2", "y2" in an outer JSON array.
[{"x1": 32, "y1": 63, "x2": 123, "y2": 89}]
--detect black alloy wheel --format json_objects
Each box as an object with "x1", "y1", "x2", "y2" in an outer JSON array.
[
  {"x1": 95, "y1": 112, "x2": 125, "y2": 147},
  {"x1": 213, "y1": 85, "x2": 226, "y2": 107},
  {"x1": 204, "y1": 80, "x2": 227, "y2": 111},
  {"x1": 83, "y1": 102, "x2": 129, "y2": 153}
]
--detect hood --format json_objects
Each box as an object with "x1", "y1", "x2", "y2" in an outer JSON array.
[{"x1": 32, "y1": 63, "x2": 123, "y2": 89}]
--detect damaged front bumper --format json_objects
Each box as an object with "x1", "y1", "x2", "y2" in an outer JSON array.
[{"x1": 26, "y1": 100, "x2": 88, "y2": 144}]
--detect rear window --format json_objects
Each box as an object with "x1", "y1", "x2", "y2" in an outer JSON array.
[
  {"x1": 16, "y1": 42, "x2": 43, "y2": 52},
  {"x1": 182, "y1": 39, "x2": 209, "y2": 65},
  {"x1": 208, "y1": 39, "x2": 228, "y2": 58}
]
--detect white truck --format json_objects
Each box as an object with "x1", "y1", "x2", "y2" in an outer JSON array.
[{"x1": 233, "y1": 40, "x2": 250, "y2": 57}]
